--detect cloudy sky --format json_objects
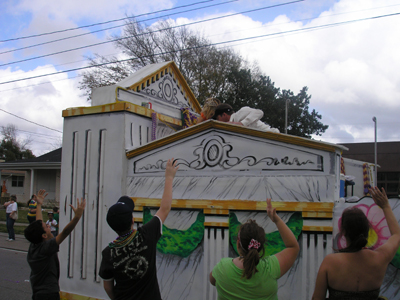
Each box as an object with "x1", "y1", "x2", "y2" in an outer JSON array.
[{"x1": 0, "y1": 0, "x2": 399, "y2": 156}]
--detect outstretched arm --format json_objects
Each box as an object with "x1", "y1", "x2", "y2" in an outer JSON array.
[
  {"x1": 35, "y1": 190, "x2": 48, "y2": 221},
  {"x1": 369, "y1": 187, "x2": 400, "y2": 262},
  {"x1": 155, "y1": 158, "x2": 179, "y2": 223},
  {"x1": 267, "y1": 198, "x2": 300, "y2": 277},
  {"x1": 56, "y1": 197, "x2": 86, "y2": 245}
]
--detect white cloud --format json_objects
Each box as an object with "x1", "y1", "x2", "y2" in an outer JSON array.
[
  {"x1": 1, "y1": 0, "x2": 400, "y2": 157},
  {"x1": 0, "y1": 66, "x2": 87, "y2": 155},
  {"x1": 184, "y1": 0, "x2": 400, "y2": 143}
]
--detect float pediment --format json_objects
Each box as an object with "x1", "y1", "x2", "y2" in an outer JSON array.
[
  {"x1": 126, "y1": 121, "x2": 345, "y2": 176},
  {"x1": 91, "y1": 61, "x2": 201, "y2": 115}
]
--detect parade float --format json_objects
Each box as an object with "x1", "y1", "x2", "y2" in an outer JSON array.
[{"x1": 58, "y1": 61, "x2": 400, "y2": 299}]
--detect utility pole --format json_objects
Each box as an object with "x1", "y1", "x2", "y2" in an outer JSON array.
[{"x1": 285, "y1": 99, "x2": 289, "y2": 134}]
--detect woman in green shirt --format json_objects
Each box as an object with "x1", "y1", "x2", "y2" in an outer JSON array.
[
  {"x1": 210, "y1": 199, "x2": 300, "y2": 300},
  {"x1": 26, "y1": 195, "x2": 37, "y2": 224}
]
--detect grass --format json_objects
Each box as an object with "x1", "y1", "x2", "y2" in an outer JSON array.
[
  {"x1": 0, "y1": 224, "x2": 26, "y2": 235},
  {"x1": 0, "y1": 208, "x2": 55, "y2": 234},
  {"x1": 0, "y1": 209, "x2": 29, "y2": 223}
]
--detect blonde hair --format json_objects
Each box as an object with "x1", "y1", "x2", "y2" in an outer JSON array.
[{"x1": 201, "y1": 97, "x2": 220, "y2": 120}]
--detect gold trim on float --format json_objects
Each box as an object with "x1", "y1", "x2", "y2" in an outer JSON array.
[
  {"x1": 302, "y1": 211, "x2": 333, "y2": 218},
  {"x1": 62, "y1": 102, "x2": 182, "y2": 126},
  {"x1": 204, "y1": 208, "x2": 229, "y2": 215},
  {"x1": 60, "y1": 291, "x2": 103, "y2": 300},
  {"x1": 302, "y1": 225, "x2": 333, "y2": 232},
  {"x1": 132, "y1": 198, "x2": 334, "y2": 213},
  {"x1": 204, "y1": 222, "x2": 229, "y2": 227},
  {"x1": 126, "y1": 120, "x2": 346, "y2": 159}
]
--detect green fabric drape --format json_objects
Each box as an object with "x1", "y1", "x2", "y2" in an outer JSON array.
[
  {"x1": 143, "y1": 208, "x2": 205, "y2": 257},
  {"x1": 229, "y1": 212, "x2": 303, "y2": 256}
]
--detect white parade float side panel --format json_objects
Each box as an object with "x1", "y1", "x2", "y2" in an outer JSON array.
[
  {"x1": 59, "y1": 111, "x2": 155, "y2": 299},
  {"x1": 126, "y1": 128, "x2": 342, "y2": 202}
]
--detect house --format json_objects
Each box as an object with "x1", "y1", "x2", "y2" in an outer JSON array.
[{"x1": 0, "y1": 148, "x2": 61, "y2": 205}]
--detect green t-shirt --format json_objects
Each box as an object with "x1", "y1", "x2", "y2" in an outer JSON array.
[
  {"x1": 212, "y1": 255, "x2": 281, "y2": 300},
  {"x1": 53, "y1": 212, "x2": 59, "y2": 223}
]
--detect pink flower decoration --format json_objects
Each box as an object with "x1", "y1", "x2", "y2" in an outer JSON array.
[{"x1": 337, "y1": 203, "x2": 390, "y2": 250}]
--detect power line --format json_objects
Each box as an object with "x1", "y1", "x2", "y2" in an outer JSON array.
[
  {"x1": 0, "y1": 109, "x2": 63, "y2": 133},
  {"x1": 0, "y1": 0, "x2": 302, "y2": 68},
  {"x1": 3, "y1": 2, "x2": 394, "y2": 82},
  {"x1": 1, "y1": 10, "x2": 399, "y2": 86},
  {"x1": 0, "y1": 0, "x2": 238, "y2": 55},
  {"x1": 0, "y1": 75, "x2": 82, "y2": 93},
  {"x1": 0, "y1": 0, "x2": 218, "y2": 43},
  {"x1": 15, "y1": 129, "x2": 62, "y2": 138}
]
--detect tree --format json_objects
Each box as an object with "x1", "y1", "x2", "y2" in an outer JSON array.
[
  {"x1": 217, "y1": 67, "x2": 328, "y2": 138},
  {"x1": 79, "y1": 19, "x2": 243, "y2": 104},
  {"x1": 0, "y1": 125, "x2": 35, "y2": 161},
  {"x1": 79, "y1": 19, "x2": 328, "y2": 138}
]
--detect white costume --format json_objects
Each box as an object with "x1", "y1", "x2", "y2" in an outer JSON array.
[{"x1": 229, "y1": 107, "x2": 280, "y2": 133}]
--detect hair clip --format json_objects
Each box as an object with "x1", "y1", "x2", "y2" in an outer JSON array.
[{"x1": 248, "y1": 239, "x2": 261, "y2": 250}]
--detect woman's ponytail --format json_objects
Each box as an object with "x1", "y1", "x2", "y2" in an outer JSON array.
[{"x1": 238, "y1": 220, "x2": 266, "y2": 279}]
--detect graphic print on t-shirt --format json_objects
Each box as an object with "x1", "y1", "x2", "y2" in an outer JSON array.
[{"x1": 110, "y1": 232, "x2": 149, "y2": 279}]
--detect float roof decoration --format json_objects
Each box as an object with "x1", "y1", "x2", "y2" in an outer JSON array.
[{"x1": 90, "y1": 61, "x2": 201, "y2": 114}]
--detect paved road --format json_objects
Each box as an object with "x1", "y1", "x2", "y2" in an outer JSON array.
[{"x1": 0, "y1": 232, "x2": 32, "y2": 300}]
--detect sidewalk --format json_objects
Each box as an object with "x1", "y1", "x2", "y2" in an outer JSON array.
[{"x1": 0, "y1": 232, "x2": 30, "y2": 252}]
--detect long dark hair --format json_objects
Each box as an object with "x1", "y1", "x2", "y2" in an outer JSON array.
[
  {"x1": 27, "y1": 195, "x2": 35, "y2": 206},
  {"x1": 339, "y1": 207, "x2": 370, "y2": 252},
  {"x1": 237, "y1": 220, "x2": 266, "y2": 279}
]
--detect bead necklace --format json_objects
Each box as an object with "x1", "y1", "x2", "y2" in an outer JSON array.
[{"x1": 109, "y1": 229, "x2": 136, "y2": 248}]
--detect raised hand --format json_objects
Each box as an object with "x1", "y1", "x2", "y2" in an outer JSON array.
[
  {"x1": 266, "y1": 198, "x2": 279, "y2": 223},
  {"x1": 165, "y1": 158, "x2": 179, "y2": 179},
  {"x1": 70, "y1": 198, "x2": 86, "y2": 219},
  {"x1": 369, "y1": 186, "x2": 390, "y2": 209},
  {"x1": 36, "y1": 189, "x2": 48, "y2": 205}
]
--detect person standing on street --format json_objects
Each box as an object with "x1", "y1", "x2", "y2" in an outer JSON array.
[{"x1": 4, "y1": 195, "x2": 18, "y2": 241}]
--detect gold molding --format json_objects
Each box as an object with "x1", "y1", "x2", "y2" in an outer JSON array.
[
  {"x1": 62, "y1": 101, "x2": 182, "y2": 126},
  {"x1": 60, "y1": 291, "x2": 102, "y2": 300},
  {"x1": 132, "y1": 198, "x2": 334, "y2": 213},
  {"x1": 126, "y1": 120, "x2": 345, "y2": 159},
  {"x1": 302, "y1": 211, "x2": 333, "y2": 218},
  {"x1": 302, "y1": 225, "x2": 333, "y2": 232},
  {"x1": 204, "y1": 222, "x2": 229, "y2": 227}
]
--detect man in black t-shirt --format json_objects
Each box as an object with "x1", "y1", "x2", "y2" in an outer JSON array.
[
  {"x1": 24, "y1": 190, "x2": 86, "y2": 300},
  {"x1": 99, "y1": 158, "x2": 179, "y2": 300}
]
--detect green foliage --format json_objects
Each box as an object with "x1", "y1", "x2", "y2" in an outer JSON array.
[
  {"x1": 217, "y1": 66, "x2": 329, "y2": 138},
  {"x1": 0, "y1": 139, "x2": 35, "y2": 161},
  {"x1": 143, "y1": 208, "x2": 204, "y2": 257},
  {"x1": 0, "y1": 125, "x2": 35, "y2": 161},
  {"x1": 391, "y1": 244, "x2": 400, "y2": 269},
  {"x1": 229, "y1": 212, "x2": 303, "y2": 256}
]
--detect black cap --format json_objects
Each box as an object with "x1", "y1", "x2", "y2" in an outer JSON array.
[{"x1": 106, "y1": 196, "x2": 135, "y2": 232}]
